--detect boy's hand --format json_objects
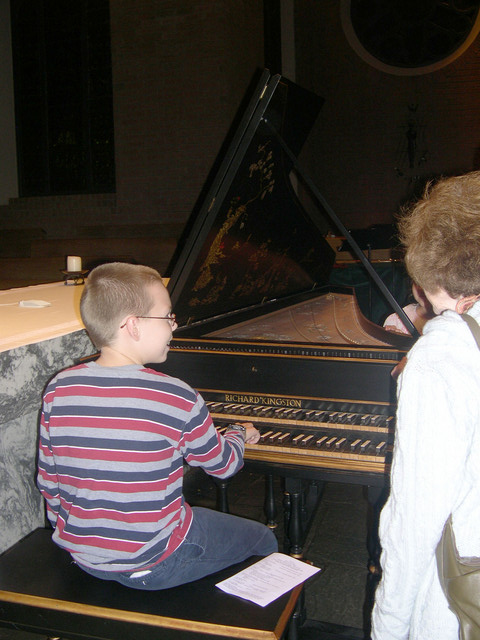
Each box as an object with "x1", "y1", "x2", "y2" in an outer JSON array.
[{"x1": 241, "y1": 423, "x2": 261, "y2": 444}]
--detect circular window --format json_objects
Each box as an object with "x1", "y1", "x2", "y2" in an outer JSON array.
[{"x1": 341, "y1": 0, "x2": 480, "y2": 75}]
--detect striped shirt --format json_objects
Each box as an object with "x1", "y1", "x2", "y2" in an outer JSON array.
[{"x1": 37, "y1": 362, "x2": 244, "y2": 571}]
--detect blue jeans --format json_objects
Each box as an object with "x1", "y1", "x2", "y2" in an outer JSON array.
[{"x1": 78, "y1": 506, "x2": 278, "y2": 590}]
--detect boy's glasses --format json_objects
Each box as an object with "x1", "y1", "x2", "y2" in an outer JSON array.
[{"x1": 120, "y1": 313, "x2": 176, "y2": 329}]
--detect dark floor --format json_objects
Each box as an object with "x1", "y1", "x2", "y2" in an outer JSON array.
[{"x1": 0, "y1": 468, "x2": 379, "y2": 640}]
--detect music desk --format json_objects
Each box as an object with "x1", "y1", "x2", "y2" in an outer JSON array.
[{"x1": 0, "y1": 529, "x2": 303, "y2": 640}]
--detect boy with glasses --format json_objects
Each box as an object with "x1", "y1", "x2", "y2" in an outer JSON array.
[{"x1": 37, "y1": 262, "x2": 277, "y2": 590}]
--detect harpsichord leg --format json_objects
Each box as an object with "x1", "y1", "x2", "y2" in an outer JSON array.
[
  {"x1": 213, "y1": 477, "x2": 230, "y2": 513},
  {"x1": 264, "y1": 473, "x2": 278, "y2": 529},
  {"x1": 283, "y1": 478, "x2": 324, "y2": 558}
]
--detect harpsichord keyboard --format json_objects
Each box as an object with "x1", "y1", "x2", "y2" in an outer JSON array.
[{"x1": 207, "y1": 396, "x2": 394, "y2": 476}]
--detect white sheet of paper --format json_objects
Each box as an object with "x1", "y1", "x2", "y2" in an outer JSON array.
[{"x1": 215, "y1": 552, "x2": 321, "y2": 607}]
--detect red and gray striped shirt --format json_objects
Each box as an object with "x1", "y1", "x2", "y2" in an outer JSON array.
[{"x1": 37, "y1": 362, "x2": 244, "y2": 571}]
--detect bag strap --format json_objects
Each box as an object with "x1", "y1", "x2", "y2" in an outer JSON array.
[{"x1": 462, "y1": 314, "x2": 480, "y2": 350}]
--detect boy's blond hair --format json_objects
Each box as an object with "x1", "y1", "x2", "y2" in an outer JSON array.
[
  {"x1": 399, "y1": 170, "x2": 480, "y2": 299},
  {"x1": 80, "y1": 262, "x2": 164, "y2": 348}
]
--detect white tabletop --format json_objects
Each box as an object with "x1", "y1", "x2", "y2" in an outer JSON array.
[{"x1": 0, "y1": 282, "x2": 85, "y2": 353}]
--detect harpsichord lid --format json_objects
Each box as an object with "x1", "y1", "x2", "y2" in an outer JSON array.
[{"x1": 167, "y1": 70, "x2": 335, "y2": 328}]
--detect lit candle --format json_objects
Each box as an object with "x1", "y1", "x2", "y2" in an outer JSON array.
[{"x1": 67, "y1": 256, "x2": 82, "y2": 272}]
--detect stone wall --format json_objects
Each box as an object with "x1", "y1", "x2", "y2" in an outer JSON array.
[
  {"x1": 3, "y1": 1, "x2": 480, "y2": 243},
  {"x1": 295, "y1": 0, "x2": 480, "y2": 229},
  {"x1": 110, "y1": 0, "x2": 264, "y2": 223}
]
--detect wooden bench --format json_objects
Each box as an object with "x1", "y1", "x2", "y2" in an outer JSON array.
[{"x1": 0, "y1": 528, "x2": 304, "y2": 640}]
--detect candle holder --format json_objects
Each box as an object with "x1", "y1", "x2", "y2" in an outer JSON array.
[{"x1": 61, "y1": 270, "x2": 88, "y2": 285}]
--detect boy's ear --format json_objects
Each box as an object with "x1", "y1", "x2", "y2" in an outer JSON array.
[
  {"x1": 456, "y1": 294, "x2": 480, "y2": 314},
  {"x1": 122, "y1": 316, "x2": 140, "y2": 340}
]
